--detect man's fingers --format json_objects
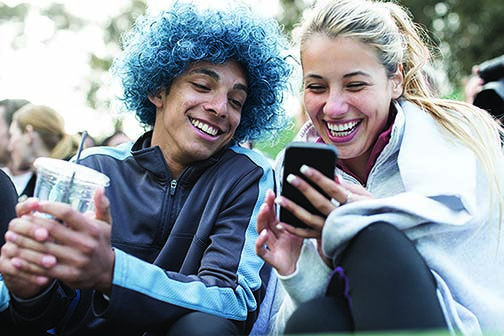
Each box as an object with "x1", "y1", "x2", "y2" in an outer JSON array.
[{"x1": 93, "y1": 187, "x2": 112, "y2": 224}]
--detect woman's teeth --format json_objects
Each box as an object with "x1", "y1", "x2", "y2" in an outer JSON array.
[{"x1": 327, "y1": 121, "x2": 359, "y2": 137}]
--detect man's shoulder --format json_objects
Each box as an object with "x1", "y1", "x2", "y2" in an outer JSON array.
[
  {"x1": 78, "y1": 142, "x2": 134, "y2": 163},
  {"x1": 226, "y1": 143, "x2": 273, "y2": 170}
]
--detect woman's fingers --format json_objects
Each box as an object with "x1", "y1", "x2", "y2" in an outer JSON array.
[{"x1": 275, "y1": 195, "x2": 324, "y2": 238}]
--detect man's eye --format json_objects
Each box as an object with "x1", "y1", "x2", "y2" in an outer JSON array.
[
  {"x1": 230, "y1": 99, "x2": 243, "y2": 109},
  {"x1": 192, "y1": 82, "x2": 210, "y2": 90}
]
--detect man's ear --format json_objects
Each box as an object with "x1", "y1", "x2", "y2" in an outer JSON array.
[
  {"x1": 391, "y1": 64, "x2": 404, "y2": 99},
  {"x1": 148, "y1": 89, "x2": 164, "y2": 108}
]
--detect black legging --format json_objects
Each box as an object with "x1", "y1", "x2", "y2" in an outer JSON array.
[
  {"x1": 285, "y1": 222, "x2": 448, "y2": 334},
  {"x1": 164, "y1": 312, "x2": 240, "y2": 336}
]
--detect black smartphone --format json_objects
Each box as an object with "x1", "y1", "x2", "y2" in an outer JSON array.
[{"x1": 279, "y1": 142, "x2": 338, "y2": 229}]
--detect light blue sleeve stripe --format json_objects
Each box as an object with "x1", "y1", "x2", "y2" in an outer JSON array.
[
  {"x1": 231, "y1": 144, "x2": 275, "y2": 303},
  {"x1": 72, "y1": 141, "x2": 134, "y2": 162},
  {"x1": 114, "y1": 249, "x2": 250, "y2": 320},
  {"x1": 0, "y1": 276, "x2": 10, "y2": 312}
]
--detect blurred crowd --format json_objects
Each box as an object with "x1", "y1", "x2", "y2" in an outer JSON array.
[{"x1": 0, "y1": 98, "x2": 132, "y2": 198}]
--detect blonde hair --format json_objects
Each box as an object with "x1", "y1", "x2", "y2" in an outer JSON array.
[
  {"x1": 294, "y1": 0, "x2": 504, "y2": 233},
  {"x1": 13, "y1": 104, "x2": 79, "y2": 160}
]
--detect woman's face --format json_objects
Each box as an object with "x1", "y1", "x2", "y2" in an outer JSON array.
[
  {"x1": 301, "y1": 35, "x2": 403, "y2": 164},
  {"x1": 8, "y1": 120, "x2": 33, "y2": 171}
]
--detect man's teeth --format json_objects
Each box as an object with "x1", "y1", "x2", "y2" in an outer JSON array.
[
  {"x1": 327, "y1": 121, "x2": 359, "y2": 137},
  {"x1": 191, "y1": 119, "x2": 218, "y2": 136}
]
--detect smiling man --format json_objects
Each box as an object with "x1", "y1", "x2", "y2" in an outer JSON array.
[{"x1": 0, "y1": 2, "x2": 293, "y2": 335}]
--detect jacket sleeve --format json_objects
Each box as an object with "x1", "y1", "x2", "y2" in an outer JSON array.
[{"x1": 7, "y1": 281, "x2": 76, "y2": 332}]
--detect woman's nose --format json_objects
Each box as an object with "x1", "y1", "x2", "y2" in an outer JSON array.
[{"x1": 323, "y1": 92, "x2": 349, "y2": 116}]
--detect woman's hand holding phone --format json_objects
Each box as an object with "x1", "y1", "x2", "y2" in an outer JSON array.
[{"x1": 278, "y1": 142, "x2": 372, "y2": 239}]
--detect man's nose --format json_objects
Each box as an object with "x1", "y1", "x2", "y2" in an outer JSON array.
[{"x1": 204, "y1": 94, "x2": 228, "y2": 118}]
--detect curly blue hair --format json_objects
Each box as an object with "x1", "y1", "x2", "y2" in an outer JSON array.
[{"x1": 112, "y1": 1, "x2": 294, "y2": 142}]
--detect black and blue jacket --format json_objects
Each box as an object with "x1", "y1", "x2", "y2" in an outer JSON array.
[{"x1": 8, "y1": 131, "x2": 274, "y2": 335}]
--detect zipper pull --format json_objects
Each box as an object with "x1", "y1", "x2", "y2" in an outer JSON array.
[{"x1": 170, "y1": 179, "x2": 177, "y2": 196}]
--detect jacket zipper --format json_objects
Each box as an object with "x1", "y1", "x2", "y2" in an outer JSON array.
[{"x1": 170, "y1": 179, "x2": 177, "y2": 196}]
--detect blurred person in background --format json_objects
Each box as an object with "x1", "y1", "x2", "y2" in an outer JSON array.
[
  {"x1": 8, "y1": 104, "x2": 79, "y2": 198},
  {"x1": 100, "y1": 129, "x2": 131, "y2": 147},
  {"x1": 0, "y1": 99, "x2": 31, "y2": 191},
  {"x1": 79, "y1": 131, "x2": 97, "y2": 149},
  {"x1": 464, "y1": 54, "x2": 504, "y2": 121}
]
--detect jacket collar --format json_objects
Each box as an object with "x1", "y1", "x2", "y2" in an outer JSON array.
[{"x1": 131, "y1": 130, "x2": 230, "y2": 186}]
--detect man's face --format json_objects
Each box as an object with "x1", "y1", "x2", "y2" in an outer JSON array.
[
  {"x1": 150, "y1": 60, "x2": 247, "y2": 174},
  {"x1": 0, "y1": 107, "x2": 11, "y2": 165}
]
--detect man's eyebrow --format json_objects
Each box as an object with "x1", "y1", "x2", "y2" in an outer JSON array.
[
  {"x1": 189, "y1": 68, "x2": 248, "y2": 93},
  {"x1": 190, "y1": 68, "x2": 220, "y2": 81},
  {"x1": 234, "y1": 83, "x2": 248, "y2": 93}
]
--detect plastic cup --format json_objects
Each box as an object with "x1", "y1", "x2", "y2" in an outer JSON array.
[{"x1": 33, "y1": 157, "x2": 110, "y2": 213}]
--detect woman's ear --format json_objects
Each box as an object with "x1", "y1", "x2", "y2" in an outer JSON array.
[
  {"x1": 148, "y1": 89, "x2": 164, "y2": 108},
  {"x1": 391, "y1": 64, "x2": 404, "y2": 99},
  {"x1": 24, "y1": 124, "x2": 35, "y2": 144}
]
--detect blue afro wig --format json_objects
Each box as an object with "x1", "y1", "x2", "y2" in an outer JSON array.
[{"x1": 112, "y1": 1, "x2": 294, "y2": 142}]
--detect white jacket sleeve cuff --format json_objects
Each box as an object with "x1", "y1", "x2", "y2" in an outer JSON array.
[{"x1": 277, "y1": 239, "x2": 332, "y2": 306}]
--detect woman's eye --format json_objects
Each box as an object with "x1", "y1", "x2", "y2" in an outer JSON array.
[
  {"x1": 306, "y1": 84, "x2": 325, "y2": 92},
  {"x1": 347, "y1": 82, "x2": 366, "y2": 90}
]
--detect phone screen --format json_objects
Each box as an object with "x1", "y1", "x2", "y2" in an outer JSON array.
[{"x1": 279, "y1": 142, "x2": 338, "y2": 229}]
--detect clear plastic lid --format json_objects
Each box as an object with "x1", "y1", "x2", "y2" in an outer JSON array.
[{"x1": 34, "y1": 157, "x2": 110, "y2": 187}]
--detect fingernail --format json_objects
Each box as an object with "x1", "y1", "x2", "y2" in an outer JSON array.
[
  {"x1": 286, "y1": 174, "x2": 296, "y2": 184},
  {"x1": 300, "y1": 164, "x2": 310, "y2": 174},
  {"x1": 34, "y1": 228, "x2": 48, "y2": 241},
  {"x1": 5, "y1": 231, "x2": 16, "y2": 242},
  {"x1": 276, "y1": 223, "x2": 284, "y2": 230},
  {"x1": 41, "y1": 255, "x2": 56, "y2": 267},
  {"x1": 36, "y1": 276, "x2": 49, "y2": 285},
  {"x1": 12, "y1": 258, "x2": 22, "y2": 268}
]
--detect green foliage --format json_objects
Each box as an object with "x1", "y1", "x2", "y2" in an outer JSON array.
[
  {"x1": 279, "y1": 0, "x2": 504, "y2": 98},
  {"x1": 40, "y1": 3, "x2": 86, "y2": 30},
  {"x1": 254, "y1": 118, "x2": 300, "y2": 159},
  {"x1": 399, "y1": 0, "x2": 504, "y2": 88},
  {"x1": 0, "y1": 3, "x2": 29, "y2": 21},
  {"x1": 2, "y1": 0, "x2": 503, "y2": 132},
  {"x1": 277, "y1": 0, "x2": 310, "y2": 35}
]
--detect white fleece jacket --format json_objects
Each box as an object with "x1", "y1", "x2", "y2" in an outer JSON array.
[{"x1": 271, "y1": 100, "x2": 504, "y2": 335}]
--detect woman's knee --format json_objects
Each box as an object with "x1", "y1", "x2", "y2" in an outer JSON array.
[{"x1": 285, "y1": 296, "x2": 353, "y2": 334}]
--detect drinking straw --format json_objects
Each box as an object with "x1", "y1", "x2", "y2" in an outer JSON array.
[{"x1": 61, "y1": 131, "x2": 88, "y2": 203}]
